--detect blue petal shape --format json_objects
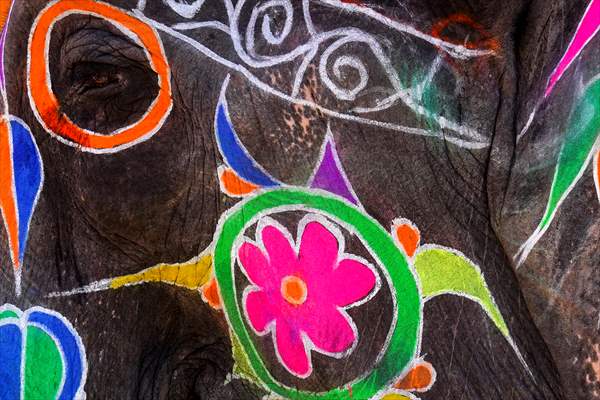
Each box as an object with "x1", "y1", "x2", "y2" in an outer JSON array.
[
  {"x1": 0, "y1": 321, "x2": 22, "y2": 400},
  {"x1": 9, "y1": 117, "x2": 43, "y2": 264},
  {"x1": 215, "y1": 101, "x2": 280, "y2": 187},
  {"x1": 28, "y1": 310, "x2": 85, "y2": 400}
]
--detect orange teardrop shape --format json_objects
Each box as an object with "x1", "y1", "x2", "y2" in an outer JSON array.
[
  {"x1": 394, "y1": 361, "x2": 435, "y2": 392},
  {"x1": 201, "y1": 276, "x2": 222, "y2": 310},
  {"x1": 393, "y1": 220, "x2": 420, "y2": 258}
]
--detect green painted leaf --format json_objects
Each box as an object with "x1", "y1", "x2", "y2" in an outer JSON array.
[
  {"x1": 414, "y1": 246, "x2": 508, "y2": 337},
  {"x1": 516, "y1": 76, "x2": 600, "y2": 266}
]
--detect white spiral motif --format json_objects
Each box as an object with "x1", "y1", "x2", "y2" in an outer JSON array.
[
  {"x1": 141, "y1": 0, "x2": 496, "y2": 149},
  {"x1": 231, "y1": 0, "x2": 304, "y2": 67},
  {"x1": 320, "y1": 48, "x2": 368, "y2": 102}
]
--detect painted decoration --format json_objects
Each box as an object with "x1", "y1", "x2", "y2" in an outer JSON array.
[
  {"x1": 0, "y1": 304, "x2": 87, "y2": 400},
  {"x1": 519, "y1": 0, "x2": 599, "y2": 140},
  {"x1": 10, "y1": 1, "x2": 539, "y2": 398},
  {"x1": 309, "y1": 130, "x2": 360, "y2": 205},
  {"x1": 393, "y1": 360, "x2": 435, "y2": 392},
  {"x1": 209, "y1": 187, "x2": 524, "y2": 399},
  {"x1": 544, "y1": 0, "x2": 600, "y2": 98},
  {"x1": 218, "y1": 165, "x2": 260, "y2": 197},
  {"x1": 213, "y1": 188, "x2": 421, "y2": 399},
  {"x1": 516, "y1": 75, "x2": 600, "y2": 266},
  {"x1": 0, "y1": 116, "x2": 43, "y2": 295},
  {"x1": 27, "y1": 0, "x2": 172, "y2": 153},
  {"x1": 136, "y1": 0, "x2": 493, "y2": 149},
  {"x1": 379, "y1": 392, "x2": 418, "y2": 400},
  {"x1": 0, "y1": 0, "x2": 13, "y2": 89},
  {"x1": 49, "y1": 249, "x2": 214, "y2": 297},
  {"x1": 215, "y1": 78, "x2": 281, "y2": 188},
  {"x1": 238, "y1": 216, "x2": 378, "y2": 377}
]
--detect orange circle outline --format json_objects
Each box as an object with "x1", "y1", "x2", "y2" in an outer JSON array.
[{"x1": 27, "y1": 0, "x2": 172, "y2": 152}]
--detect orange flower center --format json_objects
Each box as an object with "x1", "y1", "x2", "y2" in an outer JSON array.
[{"x1": 281, "y1": 276, "x2": 308, "y2": 306}]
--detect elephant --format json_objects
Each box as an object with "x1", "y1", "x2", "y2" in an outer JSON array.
[{"x1": 0, "y1": 0, "x2": 597, "y2": 399}]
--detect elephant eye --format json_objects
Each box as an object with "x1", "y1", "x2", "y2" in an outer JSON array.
[
  {"x1": 69, "y1": 62, "x2": 124, "y2": 95},
  {"x1": 49, "y1": 15, "x2": 160, "y2": 135}
]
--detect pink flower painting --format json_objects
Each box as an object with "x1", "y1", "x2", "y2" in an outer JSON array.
[{"x1": 238, "y1": 216, "x2": 378, "y2": 378}]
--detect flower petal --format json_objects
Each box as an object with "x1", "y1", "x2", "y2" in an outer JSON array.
[
  {"x1": 298, "y1": 220, "x2": 339, "y2": 277},
  {"x1": 244, "y1": 290, "x2": 274, "y2": 334},
  {"x1": 303, "y1": 306, "x2": 356, "y2": 354},
  {"x1": 330, "y1": 258, "x2": 377, "y2": 307},
  {"x1": 274, "y1": 320, "x2": 311, "y2": 377},
  {"x1": 238, "y1": 241, "x2": 272, "y2": 288},
  {"x1": 261, "y1": 225, "x2": 297, "y2": 277}
]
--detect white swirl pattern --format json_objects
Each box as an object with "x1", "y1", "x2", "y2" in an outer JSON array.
[{"x1": 136, "y1": 0, "x2": 495, "y2": 149}]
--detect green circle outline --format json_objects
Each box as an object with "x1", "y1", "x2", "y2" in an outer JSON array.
[{"x1": 213, "y1": 188, "x2": 422, "y2": 399}]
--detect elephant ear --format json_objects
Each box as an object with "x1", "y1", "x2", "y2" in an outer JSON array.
[
  {"x1": 516, "y1": 76, "x2": 600, "y2": 267},
  {"x1": 413, "y1": 245, "x2": 509, "y2": 338}
]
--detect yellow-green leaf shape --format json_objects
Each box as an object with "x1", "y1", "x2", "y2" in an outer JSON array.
[{"x1": 414, "y1": 245, "x2": 508, "y2": 338}]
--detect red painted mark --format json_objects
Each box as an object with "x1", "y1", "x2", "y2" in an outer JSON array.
[{"x1": 431, "y1": 14, "x2": 500, "y2": 52}]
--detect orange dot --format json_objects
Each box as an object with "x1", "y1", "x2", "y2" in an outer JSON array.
[
  {"x1": 281, "y1": 276, "x2": 308, "y2": 306},
  {"x1": 394, "y1": 222, "x2": 420, "y2": 258},
  {"x1": 394, "y1": 361, "x2": 435, "y2": 392},
  {"x1": 201, "y1": 276, "x2": 222, "y2": 310}
]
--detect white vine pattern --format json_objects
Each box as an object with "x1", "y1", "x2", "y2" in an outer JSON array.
[{"x1": 137, "y1": 0, "x2": 495, "y2": 149}]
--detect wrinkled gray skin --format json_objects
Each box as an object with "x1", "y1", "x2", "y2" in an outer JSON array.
[{"x1": 0, "y1": 0, "x2": 597, "y2": 399}]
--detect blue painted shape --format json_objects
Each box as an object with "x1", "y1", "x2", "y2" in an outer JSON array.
[
  {"x1": 9, "y1": 117, "x2": 42, "y2": 264},
  {"x1": 0, "y1": 322, "x2": 23, "y2": 400},
  {"x1": 29, "y1": 311, "x2": 84, "y2": 400},
  {"x1": 215, "y1": 103, "x2": 280, "y2": 187}
]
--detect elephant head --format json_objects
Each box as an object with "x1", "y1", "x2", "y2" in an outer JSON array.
[{"x1": 0, "y1": 0, "x2": 597, "y2": 399}]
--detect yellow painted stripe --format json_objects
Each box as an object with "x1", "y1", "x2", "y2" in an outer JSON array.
[{"x1": 110, "y1": 252, "x2": 213, "y2": 291}]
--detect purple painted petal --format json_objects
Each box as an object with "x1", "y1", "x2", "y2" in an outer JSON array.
[{"x1": 310, "y1": 135, "x2": 359, "y2": 205}]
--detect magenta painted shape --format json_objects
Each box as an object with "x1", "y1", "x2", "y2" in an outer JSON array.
[
  {"x1": 310, "y1": 136, "x2": 359, "y2": 205},
  {"x1": 545, "y1": 0, "x2": 600, "y2": 98},
  {"x1": 239, "y1": 219, "x2": 377, "y2": 378}
]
